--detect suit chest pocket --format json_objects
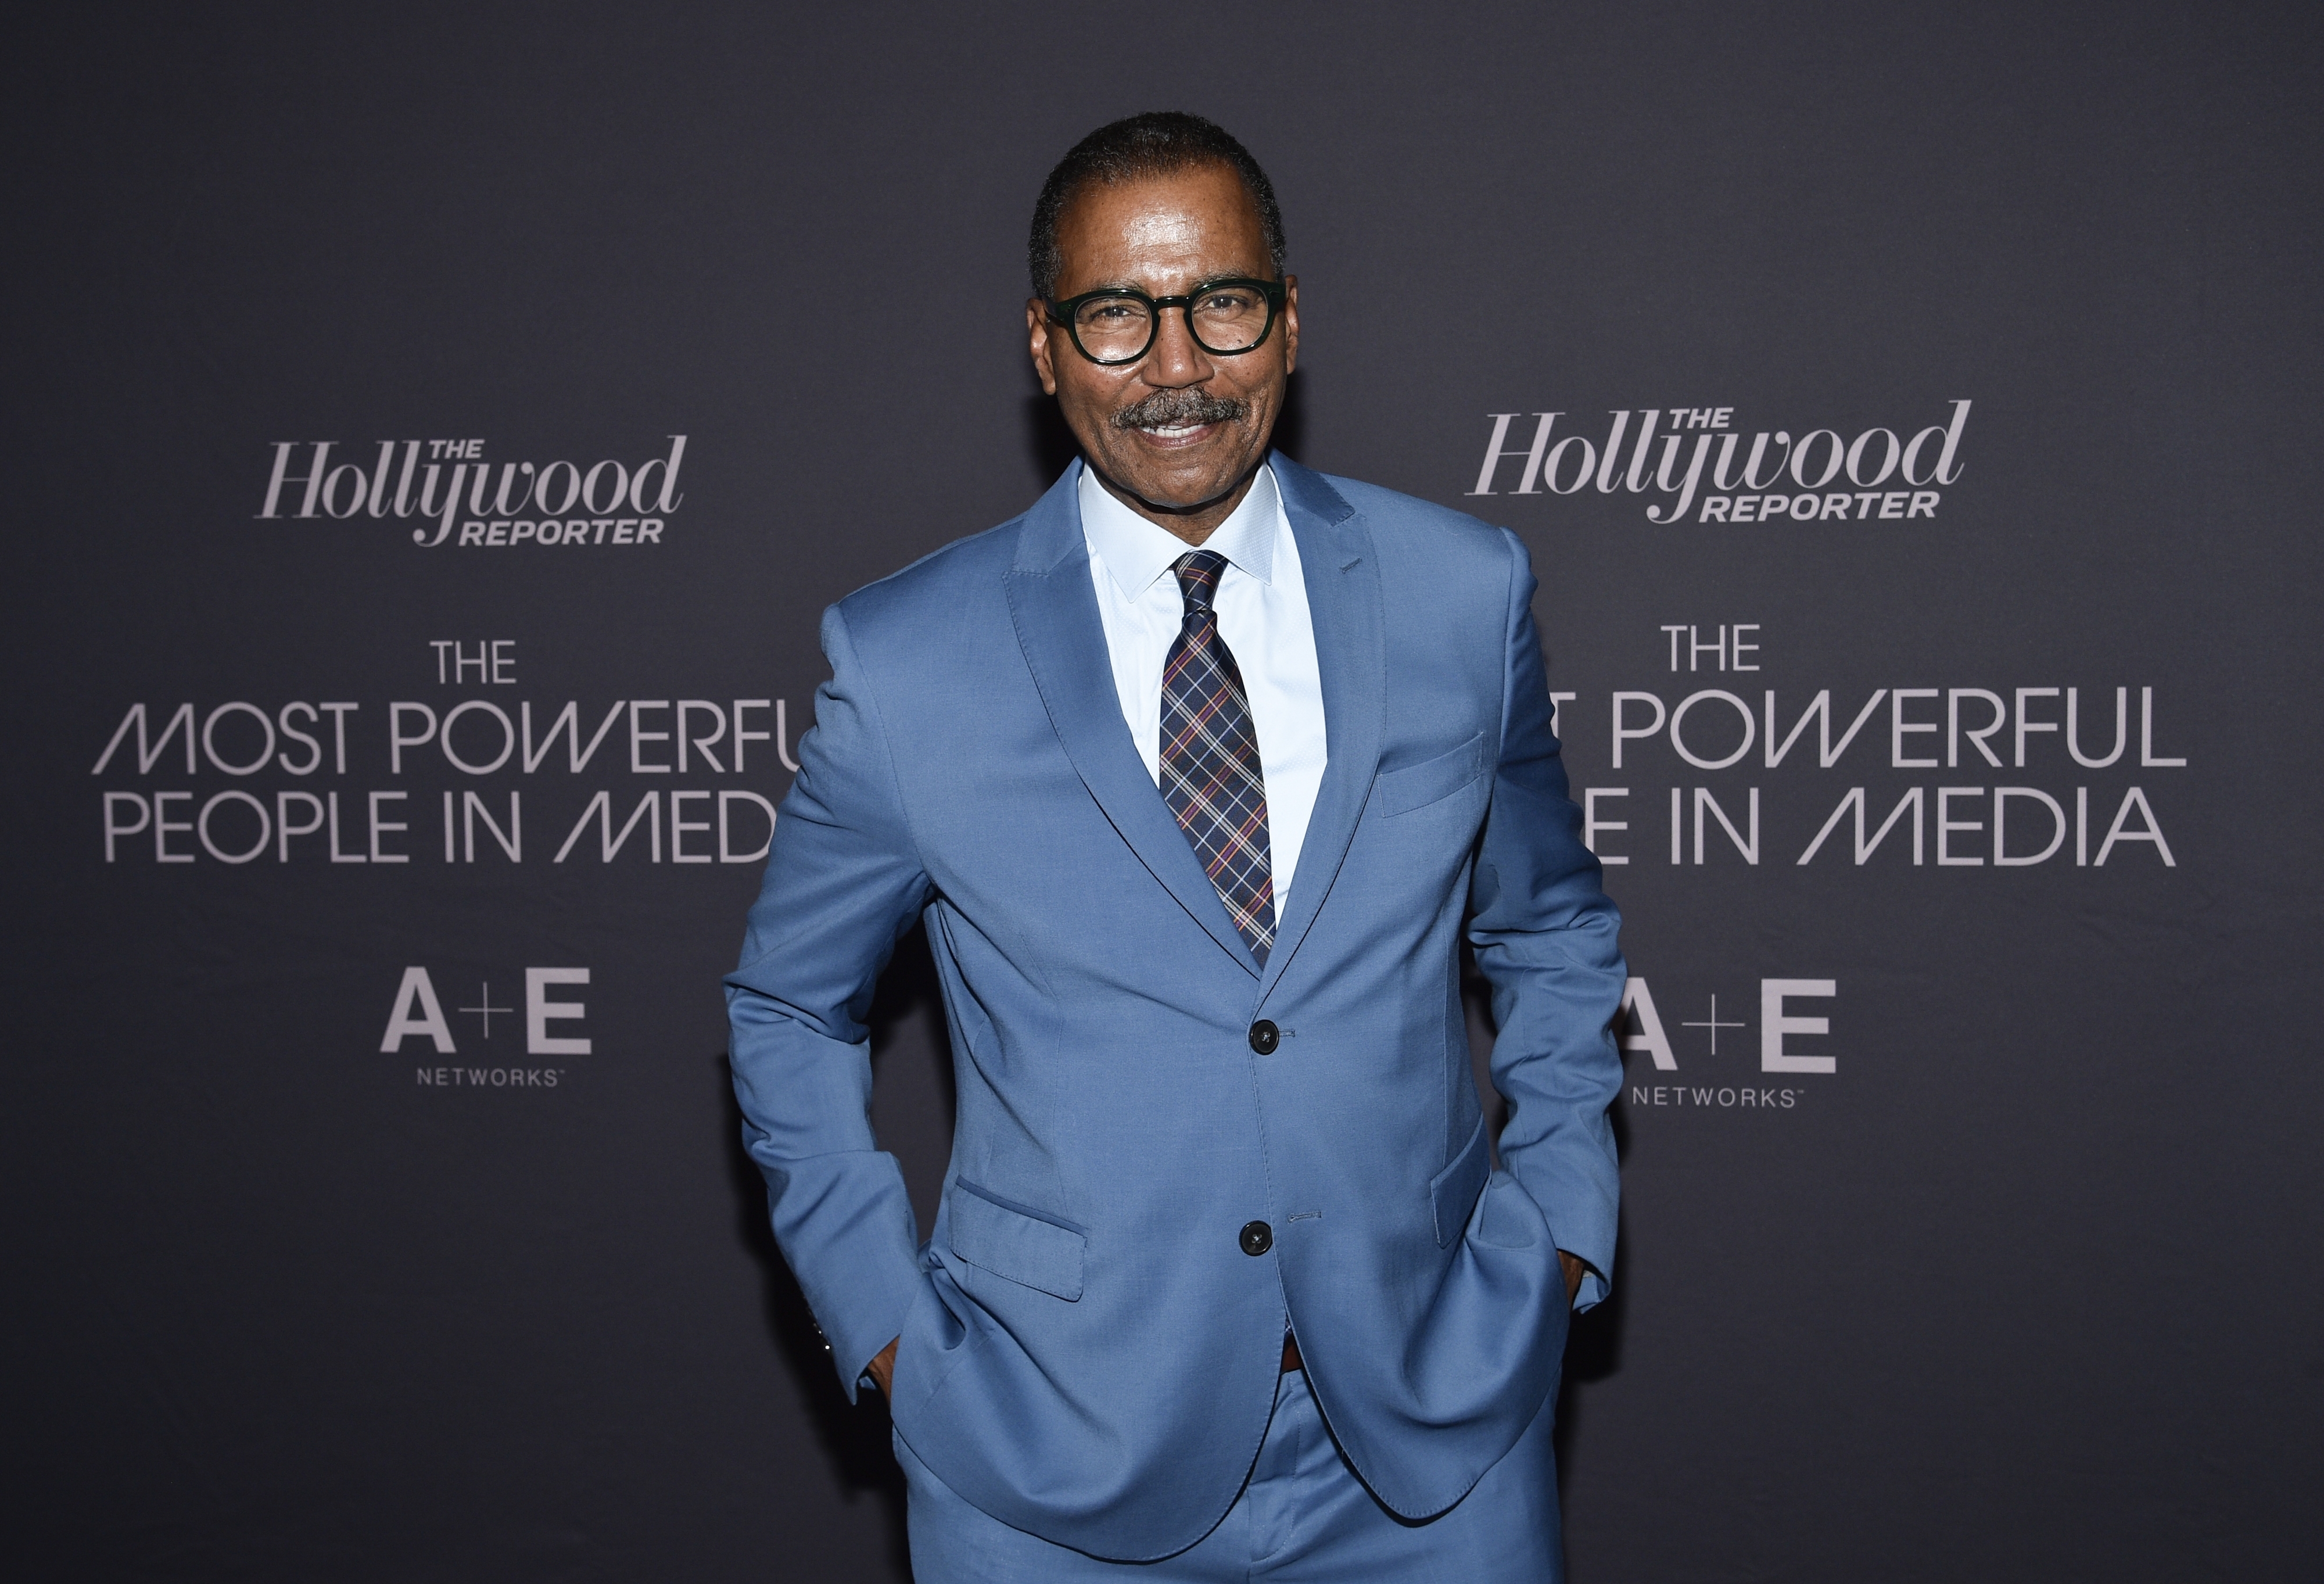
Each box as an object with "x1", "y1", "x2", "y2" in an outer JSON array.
[{"x1": 1372, "y1": 732, "x2": 1490, "y2": 818}]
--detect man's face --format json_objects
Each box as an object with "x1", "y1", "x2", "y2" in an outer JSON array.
[{"x1": 1028, "y1": 162, "x2": 1298, "y2": 532}]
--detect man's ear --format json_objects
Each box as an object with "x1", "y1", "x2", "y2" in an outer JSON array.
[
  {"x1": 1279, "y1": 275, "x2": 1299, "y2": 377},
  {"x1": 1027, "y1": 299, "x2": 1060, "y2": 396}
]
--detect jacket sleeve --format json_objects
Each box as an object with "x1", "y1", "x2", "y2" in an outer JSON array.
[
  {"x1": 1465, "y1": 528, "x2": 1627, "y2": 1311},
  {"x1": 725, "y1": 603, "x2": 933, "y2": 1397}
]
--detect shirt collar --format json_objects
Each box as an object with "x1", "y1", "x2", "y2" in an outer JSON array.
[{"x1": 1078, "y1": 460, "x2": 1282, "y2": 603}]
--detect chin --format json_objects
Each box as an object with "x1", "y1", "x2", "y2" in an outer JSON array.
[
  {"x1": 1131, "y1": 472, "x2": 1239, "y2": 513},
  {"x1": 1115, "y1": 450, "x2": 1257, "y2": 506}
]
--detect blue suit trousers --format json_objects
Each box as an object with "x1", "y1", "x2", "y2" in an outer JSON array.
[{"x1": 898, "y1": 1368, "x2": 1563, "y2": 1583}]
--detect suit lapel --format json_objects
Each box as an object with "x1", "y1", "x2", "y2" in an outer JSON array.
[
  {"x1": 1257, "y1": 454, "x2": 1384, "y2": 1005},
  {"x1": 1005, "y1": 463, "x2": 1262, "y2": 979}
]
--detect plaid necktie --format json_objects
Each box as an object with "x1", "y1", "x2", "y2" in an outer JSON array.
[{"x1": 1160, "y1": 550, "x2": 1275, "y2": 965}]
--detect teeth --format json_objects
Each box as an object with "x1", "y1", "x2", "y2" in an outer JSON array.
[{"x1": 1143, "y1": 422, "x2": 1203, "y2": 436}]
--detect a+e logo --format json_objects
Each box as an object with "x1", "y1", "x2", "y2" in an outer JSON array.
[
  {"x1": 1616, "y1": 977, "x2": 1837, "y2": 1073},
  {"x1": 379, "y1": 965, "x2": 591, "y2": 1055}
]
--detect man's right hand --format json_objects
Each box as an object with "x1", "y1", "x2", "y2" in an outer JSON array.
[{"x1": 867, "y1": 1336, "x2": 900, "y2": 1397}]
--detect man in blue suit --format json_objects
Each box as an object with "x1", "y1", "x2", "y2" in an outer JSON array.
[{"x1": 727, "y1": 112, "x2": 1626, "y2": 1581}]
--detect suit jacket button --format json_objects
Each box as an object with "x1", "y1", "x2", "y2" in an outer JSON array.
[
  {"x1": 1248, "y1": 1020, "x2": 1280, "y2": 1055},
  {"x1": 1239, "y1": 1220, "x2": 1274, "y2": 1256}
]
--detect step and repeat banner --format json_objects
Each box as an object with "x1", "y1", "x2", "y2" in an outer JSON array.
[{"x1": 10, "y1": 5, "x2": 2317, "y2": 1580}]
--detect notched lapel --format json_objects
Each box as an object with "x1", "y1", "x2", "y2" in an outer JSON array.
[
  {"x1": 1259, "y1": 456, "x2": 1385, "y2": 1004},
  {"x1": 1005, "y1": 466, "x2": 1262, "y2": 979}
]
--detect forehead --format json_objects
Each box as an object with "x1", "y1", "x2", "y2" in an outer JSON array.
[{"x1": 1052, "y1": 163, "x2": 1271, "y2": 295}]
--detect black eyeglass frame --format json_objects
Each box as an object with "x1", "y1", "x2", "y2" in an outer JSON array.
[{"x1": 1044, "y1": 277, "x2": 1289, "y2": 367}]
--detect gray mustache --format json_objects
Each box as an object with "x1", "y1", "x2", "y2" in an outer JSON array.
[{"x1": 1111, "y1": 389, "x2": 1250, "y2": 431}]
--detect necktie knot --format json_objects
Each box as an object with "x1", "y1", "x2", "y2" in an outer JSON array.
[{"x1": 1172, "y1": 550, "x2": 1228, "y2": 614}]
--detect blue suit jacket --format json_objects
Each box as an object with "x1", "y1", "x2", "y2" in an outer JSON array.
[{"x1": 726, "y1": 455, "x2": 1624, "y2": 1560}]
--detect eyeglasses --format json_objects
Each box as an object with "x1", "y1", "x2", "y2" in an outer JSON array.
[{"x1": 1045, "y1": 277, "x2": 1287, "y2": 366}]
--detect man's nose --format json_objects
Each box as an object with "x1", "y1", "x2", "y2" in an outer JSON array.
[{"x1": 1141, "y1": 304, "x2": 1215, "y2": 388}]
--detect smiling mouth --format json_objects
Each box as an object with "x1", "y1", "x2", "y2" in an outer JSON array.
[{"x1": 1113, "y1": 390, "x2": 1248, "y2": 440}]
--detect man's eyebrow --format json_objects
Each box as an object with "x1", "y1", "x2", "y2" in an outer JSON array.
[{"x1": 1059, "y1": 270, "x2": 1278, "y2": 298}]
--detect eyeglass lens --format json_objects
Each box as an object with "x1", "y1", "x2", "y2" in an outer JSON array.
[{"x1": 1072, "y1": 284, "x2": 1272, "y2": 361}]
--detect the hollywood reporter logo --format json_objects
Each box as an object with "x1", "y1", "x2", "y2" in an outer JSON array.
[
  {"x1": 1469, "y1": 402, "x2": 1971, "y2": 525},
  {"x1": 257, "y1": 435, "x2": 687, "y2": 549}
]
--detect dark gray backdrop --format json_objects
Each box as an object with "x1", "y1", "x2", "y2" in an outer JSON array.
[{"x1": 8, "y1": 3, "x2": 2318, "y2": 1578}]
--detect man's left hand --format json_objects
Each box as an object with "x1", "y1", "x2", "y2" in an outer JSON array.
[{"x1": 1558, "y1": 1249, "x2": 1586, "y2": 1305}]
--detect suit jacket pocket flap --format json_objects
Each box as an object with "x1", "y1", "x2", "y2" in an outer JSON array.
[
  {"x1": 946, "y1": 1180, "x2": 1086, "y2": 1301},
  {"x1": 1373, "y1": 732, "x2": 1489, "y2": 818},
  {"x1": 1429, "y1": 1115, "x2": 1491, "y2": 1248}
]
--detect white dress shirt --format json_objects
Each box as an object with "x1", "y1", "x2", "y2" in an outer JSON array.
[{"x1": 1079, "y1": 463, "x2": 1329, "y2": 908}]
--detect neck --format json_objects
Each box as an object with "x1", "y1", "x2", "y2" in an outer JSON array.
[{"x1": 1089, "y1": 458, "x2": 1265, "y2": 547}]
